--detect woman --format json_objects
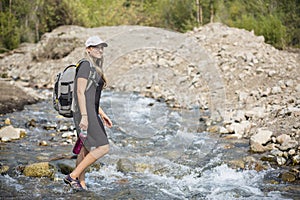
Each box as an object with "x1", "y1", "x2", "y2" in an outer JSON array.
[{"x1": 64, "y1": 36, "x2": 113, "y2": 191}]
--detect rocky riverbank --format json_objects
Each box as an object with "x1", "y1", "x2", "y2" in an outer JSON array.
[
  {"x1": 188, "y1": 24, "x2": 300, "y2": 165},
  {"x1": 0, "y1": 23, "x2": 299, "y2": 181},
  {"x1": 0, "y1": 80, "x2": 39, "y2": 114}
]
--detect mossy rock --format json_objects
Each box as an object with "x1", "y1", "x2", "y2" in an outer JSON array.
[
  {"x1": 23, "y1": 162, "x2": 56, "y2": 178},
  {"x1": 281, "y1": 172, "x2": 296, "y2": 182},
  {"x1": 0, "y1": 165, "x2": 10, "y2": 175}
]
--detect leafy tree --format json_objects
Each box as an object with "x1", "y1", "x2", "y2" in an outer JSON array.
[
  {"x1": 0, "y1": 0, "x2": 299, "y2": 51},
  {"x1": 216, "y1": 0, "x2": 290, "y2": 49},
  {"x1": 0, "y1": 11, "x2": 20, "y2": 51},
  {"x1": 275, "y1": 0, "x2": 300, "y2": 47}
]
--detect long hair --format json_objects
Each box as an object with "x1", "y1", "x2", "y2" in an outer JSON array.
[{"x1": 85, "y1": 52, "x2": 107, "y2": 88}]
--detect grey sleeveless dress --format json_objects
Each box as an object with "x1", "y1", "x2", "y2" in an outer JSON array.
[{"x1": 73, "y1": 60, "x2": 108, "y2": 151}]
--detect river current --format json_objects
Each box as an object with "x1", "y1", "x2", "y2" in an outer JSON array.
[{"x1": 0, "y1": 91, "x2": 298, "y2": 199}]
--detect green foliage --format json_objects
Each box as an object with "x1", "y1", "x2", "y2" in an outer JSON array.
[
  {"x1": 275, "y1": 0, "x2": 300, "y2": 47},
  {"x1": 216, "y1": 0, "x2": 297, "y2": 49},
  {"x1": 35, "y1": 0, "x2": 87, "y2": 35},
  {"x1": 158, "y1": 0, "x2": 197, "y2": 32},
  {"x1": 233, "y1": 14, "x2": 286, "y2": 49},
  {"x1": 0, "y1": 11, "x2": 20, "y2": 52},
  {"x1": 258, "y1": 15, "x2": 286, "y2": 49},
  {"x1": 0, "y1": 0, "x2": 299, "y2": 51}
]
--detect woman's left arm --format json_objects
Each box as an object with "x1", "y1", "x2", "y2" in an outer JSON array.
[{"x1": 98, "y1": 107, "x2": 113, "y2": 128}]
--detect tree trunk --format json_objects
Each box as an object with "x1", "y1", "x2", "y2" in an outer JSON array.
[
  {"x1": 35, "y1": 22, "x2": 39, "y2": 42},
  {"x1": 196, "y1": 0, "x2": 200, "y2": 26},
  {"x1": 9, "y1": 0, "x2": 12, "y2": 14},
  {"x1": 210, "y1": 0, "x2": 214, "y2": 23},
  {"x1": 196, "y1": 0, "x2": 203, "y2": 26},
  {"x1": 200, "y1": 1, "x2": 203, "y2": 25}
]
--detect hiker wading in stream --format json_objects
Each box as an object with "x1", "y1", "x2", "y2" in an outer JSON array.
[{"x1": 64, "y1": 36, "x2": 113, "y2": 191}]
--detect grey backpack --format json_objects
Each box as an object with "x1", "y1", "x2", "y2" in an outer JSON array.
[{"x1": 53, "y1": 59, "x2": 98, "y2": 118}]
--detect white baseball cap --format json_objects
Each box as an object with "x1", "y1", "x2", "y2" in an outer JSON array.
[{"x1": 85, "y1": 36, "x2": 108, "y2": 47}]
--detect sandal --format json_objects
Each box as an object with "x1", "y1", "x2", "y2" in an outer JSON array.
[{"x1": 64, "y1": 174, "x2": 84, "y2": 191}]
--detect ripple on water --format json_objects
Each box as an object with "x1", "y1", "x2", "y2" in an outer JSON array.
[{"x1": 0, "y1": 91, "x2": 297, "y2": 200}]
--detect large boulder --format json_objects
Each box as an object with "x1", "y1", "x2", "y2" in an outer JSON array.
[{"x1": 0, "y1": 80, "x2": 38, "y2": 114}]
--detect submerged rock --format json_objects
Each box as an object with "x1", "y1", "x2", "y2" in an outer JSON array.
[
  {"x1": 0, "y1": 165, "x2": 10, "y2": 175},
  {"x1": 281, "y1": 171, "x2": 296, "y2": 182},
  {"x1": 116, "y1": 158, "x2": 135, "y2": 174}
]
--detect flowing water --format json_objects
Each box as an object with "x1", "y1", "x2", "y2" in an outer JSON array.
[{"x1": 0, "y1": 91, "x2": 298, "y2": 200}]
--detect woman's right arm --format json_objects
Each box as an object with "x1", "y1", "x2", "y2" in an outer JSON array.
[{"x1": 77, "y1": 77, "x2": 88, "y2": 130}]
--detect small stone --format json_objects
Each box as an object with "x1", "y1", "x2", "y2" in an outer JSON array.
[
  {"x1": 43, "y1": 123, "x2": 57, "y2": 130},
  {"x1": 0, "y1": 165, "x2": 10, "y2": 174},
  {"x1": 1, "y1": 137, "x2": 10, "y2": 142},
  {"x1": 117, "y1": 158, "x2": 135, "y2": 173},
  {"x1": 19, "y1": 130, "x2": 26, "y2": 138},
  {"x1": 250, "y1": 142, "x2": 266, "y2": 153},
  {"x1": 53, "y1": 174, "x2": 63, "y2": 182},
  {"x1": 219, "y1": 126, "x2": 229, "y2": 134},
  {"x1": 0, "y1": 126, "x2": 21, "y2": 141},
  {"x1": 207, "y1": 125, "x2": 219, "y2": 133},
  {"x1": 250, "y1": 128, "x2": 272, "y2": 145},
  {"x1": 36, "y1": 156, "x2": 49, "y2": 161},
  {"x1": 288, "y1": 149, "x2": 296, "y2": 156},
  {"x1": 58, "y1": 125, "x2": 69, "y2": 132},
  {"x1": 271, "y1": 149, "x2": 283, "y2": 157},
  {"x1": 245, "y1": 107, "x2": 266, "y2": 119},
  {"x1": 281, "y1": 172, "x2": 296, "y2": 182},
  {"x1": 233, "y1": 110, "x2": 246, "y2": 122},
  {"x1": 285, "y1": 80, "x2": 294, "y2": 87},
  {"x1": 276, "y1": 156, "x2": 286, "y2": 166},
  {"x1": 228, "y1": 160, "x2": 245, "y2": 169},
  {"x1": 238, "y1": 91, "x2": 248, "y2": 103},
  {"x1": 264, "y1": 143, "x2": 276, "y2": 151},
  {"x1": 279, "y1": 139, "x2": 298, "y2": 151},
  {"x1": 65, "y1": 139, "x2": 73, "y2": 144},
  {"x1": 271, "y1": 86, "x2": 282, "y2": 94},
  {"x1": 295, "y1": 84, "x2": 300, "y2": 92},
  {"x1": 292, "y1": 155, "x2": 300, "y2": 165},
  {"x1": 260, "y1": 155, "x2": 275, "y2": 162},
  {"x1": 116, "y1": 178, "x2": 129, "y2": 184},
  {"x1": 276, "y1": 134, "x2": 291, "y2": 144},
  {"x1": 26, "y1": 119, "x2": 37, "y2": 127},
  {"x1": 39, "y1": 141, "x2": 48, "y2": 146},
  {"x1": 61, "y1": 131, "x2": 75, "y2": 138},
  {"x1": 268, "y1": 70, "x2": 277, "y2": 77},
  {"x1": 4, "y1": 118, "x2": 11, "y2": 125},
  {"x1": 50, "y1": 133, "x2": 56, "y2": 137},
  {"x1": 254, "y1": 162, "x2": 266, "y2": 172}
]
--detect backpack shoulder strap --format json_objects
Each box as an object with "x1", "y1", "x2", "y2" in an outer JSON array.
[
  {"x1": 87, "y1": 67, "x2": 99, "y2": 90},
  {"x1": 75, "y1": 59, "x2": 98, "y2": 91},
  {"x1": 76, "y1": 58, "x2": 88, "y2": 68}
]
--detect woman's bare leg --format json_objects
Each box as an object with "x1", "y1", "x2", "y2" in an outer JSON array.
[
  {"x1": 76, "y1": 146, "x2": 89, "y2": 188},
  {"x1": 70, "y1": 144, "x2": 109, "y2": 182}
]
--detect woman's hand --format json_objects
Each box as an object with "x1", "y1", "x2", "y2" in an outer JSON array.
[
  {"x1": 98, "y1": 107, "x2": 113, "y2": 128},
  {"x1": 79, "y1": 116, "x2": 88, "y2": 130},
  {"x1": 100, "y1": 114, "x2": 113, "y2": 128}
]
